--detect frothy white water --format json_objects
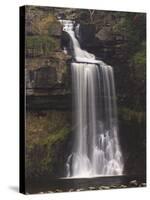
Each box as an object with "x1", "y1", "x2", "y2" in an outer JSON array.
[{"x1": 60, "y1": 19, "x2": 124, "y2": 178}]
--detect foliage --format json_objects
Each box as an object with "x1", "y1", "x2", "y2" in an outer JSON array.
[
  {"x1": 48, "y1": 21, "x2": 61, "y2": 36},
  {"x1": 25, "y1": 111, "x2": 71, "y2": 177},
  {"x1": 114, "y1": 13, "x2": 146, "y2": 113},
  {"x1": 25, "y1": 36, "x2": 59, "y2": 57},
  {"x1": 37, "y1": 15, "x2": 57, "y2": 35},
  {"x1": 25, "y1": 6, "x2": 58, "y2": 35},
  {"x1": 118, "y1": 107, "x2": 145, "y2": 124},
  {"x1": 133, "y1": 41, "x2": 146, "y2": 65}
]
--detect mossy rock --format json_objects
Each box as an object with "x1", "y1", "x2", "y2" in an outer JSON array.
[
  {"x1": 25, "y1": 6, "x2": 59, "y2": 35},
  {"x1": 48, "y1": 22, "x2": 62, "y2": 37},
  {"x1": 25, "y1": 36, "x2": 59, "y2": 57},
  {"x1": 25, "y1": 111, "x2": 71, "y2": 178},
  {"x1": 118, "y1": 107, "x2": 145, "y2": 124}
]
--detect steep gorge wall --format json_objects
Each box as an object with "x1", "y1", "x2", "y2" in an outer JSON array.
[
  {"x1": 25, "y1": 6, "x2": 71, "y2": 99},
  {"x1": 25, "y1": 6, "x2": 73, "y2": 179},
  {"x1": 24, "y1": 6, "x2": 146, "y2": 178}
]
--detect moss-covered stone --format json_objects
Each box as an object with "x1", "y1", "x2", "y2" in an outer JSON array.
[
  {"x1": 25, "y1": 36, "x2": 60, "y2": 57},
  {"x1": 25, "y1": 6, "x2": 71, "y2": 93}
]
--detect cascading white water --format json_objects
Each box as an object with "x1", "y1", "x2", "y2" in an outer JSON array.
[{"x1": 60, "y1": 20, "x2": 124, "y2": 178}]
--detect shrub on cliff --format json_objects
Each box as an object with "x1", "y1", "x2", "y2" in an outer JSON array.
[
  {"x1": 25, "y1": 36, "x2": 59, "y2": 57},
  {"x1": 25, "y1": 111, "x2": 71, "y2": 178}
]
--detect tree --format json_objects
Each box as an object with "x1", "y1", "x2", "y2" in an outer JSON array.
[{"x1": 88, "y1": 9, "x2": 95, "y2": 23}]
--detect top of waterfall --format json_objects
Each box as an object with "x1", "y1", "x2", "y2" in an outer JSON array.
[
  {"x1": 59, "y1": 19, "x2": 110, "y2": 67},
  {"x1": 59, "y1": 19, "x2": 75, "y2": 31}
]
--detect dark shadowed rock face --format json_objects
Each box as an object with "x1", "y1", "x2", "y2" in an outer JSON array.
[
  {"x1": 74, "y1": 21, "x2": 126, "y2": 61},
  {"x1": 78, "y1": 23, "x2": 96, "y2": 44},
  {"x1": 28, "y1": 67, "x2": 57, "y2": 88},
  {"x1": 96, "y1": 26, "x2": 114, "y2": 41},
  {"x1": 119, "y1": 119, "x2": 146, "y2": 176}
]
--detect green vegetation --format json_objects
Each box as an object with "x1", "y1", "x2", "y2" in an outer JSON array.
[
  {"x1": 37, "y1": 15, "x2": 57, "y2": 35},
  {"x1": 25, "y1": 111, "x2": 71, "y2": 178},
  {"x1": 112, "y1": 13, "x2": 146, "y2": 114},
  {"x1": 25, "y1": 6, "x2": 70, "y2": 85},
  {"x1": 133, "y1": 47, "x2": 146, "y2": 66},
  {"x1": 25, "y1": 6, "x2": 62, "y2": 58},
  {"x1": 48, "y1": 21, "x2": 61, "y2": 36},
  {"x1": 132, "y1": 42, "x2": 146, "y2": 81},
  {"x1": 25, "y1": 6, "x2": 58, "y2": 35},
  {"x1": 118, "y1": 107, "x2": 145, "y2": 124},
  {"x1": 25, "y1": 36, "x2": 59, "y2": 57}
]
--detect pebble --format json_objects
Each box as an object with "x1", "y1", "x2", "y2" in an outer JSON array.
[
  {"x1": 129, "y1": 180, "x2": 138, "y2": 186},
  {"x1": 69, "y1": 188, "x2": 74, "y2": 192},
  {"x1": 110, "y1": 185, "x2": 117, "y2": 188},
  {"x1": 76, "y1": 188, "x2": 84, "y2": 192},
  {"x1": 88, "y1": 186, "x2": 95, "y2": 190},
  {"x1": 101, "y1": 186, "x2": 110, "y2": 190},
  {"x1": 139, "y1": 183, "x2": 146, "y2": 187},
  {"x1": 55, "y1": 189, "x2": 62, "y2": 192},
  {"x1": 25, "y1": 192, "x2": 30, "y2": 195},
  {"x1": 120, "y1": 185, "x2": 127, "y2": 188}
]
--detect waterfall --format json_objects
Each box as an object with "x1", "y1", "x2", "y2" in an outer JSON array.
[{"x1": 60, "y1": 20, "x2": 124, "y2": 178}]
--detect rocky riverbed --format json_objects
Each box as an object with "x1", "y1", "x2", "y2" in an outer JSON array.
[
  {"x1": 25, "y1": 175, "x2": 146, "y2": 194},
  {"x1": 27, "y1": 180, "x2": 146, "y2": 194}
]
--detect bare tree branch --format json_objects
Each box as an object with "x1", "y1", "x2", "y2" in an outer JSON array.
[{"x1": 88, "y1": 9, "x2": 95, "y2": 22}]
